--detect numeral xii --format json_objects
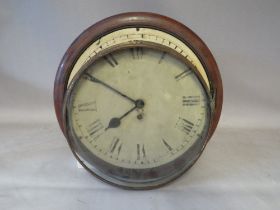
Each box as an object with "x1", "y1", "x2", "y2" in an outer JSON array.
[{"x1": 131, "y1": 47, "x2": 143, "y2": 59}]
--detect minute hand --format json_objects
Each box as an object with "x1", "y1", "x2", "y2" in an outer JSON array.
[{"x1": 84, "y1": 73, "x2": 136, "y2": 103}]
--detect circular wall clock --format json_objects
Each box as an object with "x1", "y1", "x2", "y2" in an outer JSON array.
[{"x1": 54, "y1": 12, "x2": 223, "y2": 189}]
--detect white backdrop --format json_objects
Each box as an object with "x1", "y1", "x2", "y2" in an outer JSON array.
[{"x1": 0, "y1": 1, "x2": 279, "y2": 209}]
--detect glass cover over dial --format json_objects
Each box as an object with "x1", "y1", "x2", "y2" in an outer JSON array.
[{"x1": 65, "y1": 46, "x2": 211, "y2": 187}]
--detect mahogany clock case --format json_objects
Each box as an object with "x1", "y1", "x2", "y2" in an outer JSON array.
[{"x1": 53, "y1": 12, "x2": 223, "y2": 189}]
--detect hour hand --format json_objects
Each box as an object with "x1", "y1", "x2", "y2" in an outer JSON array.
[
  {"x1": 105, "y1": 106, "x2": 137, "y2": 131},
  {"x1": 105, "y1": 118, "x2": 121, "y2": 130},
  {"x1": 105, "y1": 99, "x2": 145, "y2": 131}
]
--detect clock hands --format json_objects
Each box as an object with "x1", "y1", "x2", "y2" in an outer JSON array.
[
  {"x1": 105, "y1": 106, "x2": 136, "y2": 130},
  {"x1": 84, "y1": 72, "x2": 136, "y2": 103},
  {"x1": 105, "y1": 99, "x2": 145, "y2": 131},
  {"x1": 84, "y1": 72, "x2": 145, "y2": 130}
]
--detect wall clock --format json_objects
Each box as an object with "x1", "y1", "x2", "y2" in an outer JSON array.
[{"x1": 54, "y1": 12, "x2": 223, "y2": 189}]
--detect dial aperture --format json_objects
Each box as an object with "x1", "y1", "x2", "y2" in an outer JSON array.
[{"x1": 68, "y1": 47, "x2": 209, "y2": 170}]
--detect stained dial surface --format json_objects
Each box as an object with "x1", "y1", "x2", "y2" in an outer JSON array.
[{"x1": 68, "y1": 47, "x2": 209, "y2": 169}]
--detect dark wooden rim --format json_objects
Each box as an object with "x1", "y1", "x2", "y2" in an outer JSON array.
[{"x1": 54, "y1": 12, "x2": 223, "y2": 138}]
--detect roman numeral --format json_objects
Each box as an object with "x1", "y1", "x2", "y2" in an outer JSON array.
[
  {"x1": 109, "y1": 137, "x2": 122, "y2": 156},
  {"x1": 176, "y1": 117, "x2": 194, "y2": 135},
  {"x1": 175, "y1": 68, "x2": 192, "y2": 81},
  {"x1": 137, "y1": 144, "x2": 140, "y2": 160},
  {"x1": 117, "y1": 143, "x2": 122, "y2": 156},
  {"x1": 162, "y1": 138, "x2": 172, "y2": 151},
  {"x1": 104, "y1": 53, "x2": 118, "y2": 67},
  {"x1": 142, "y1": 144, "x2": 146, "y2": 158},
  {"x1": 182, "y1": 96, "x2": 200, "y2": 106},
  {"x1": 130, "y1": 47, "x2": 143, "y2": 59},
  {"x1": 137, "y1": 144, "x2": 146, "y2": 160},
  {"x1": 86, "y1": 119, "x2": 104, "y2": 137},
  {"x1": 77, "y1": 101, "x2": 97, "y2": 112},
  {"x1": 158, "y1": 52, "x2": 166, "y2": 64}
]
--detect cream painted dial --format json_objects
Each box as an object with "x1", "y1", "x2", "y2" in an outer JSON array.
[{"x1": 67, "y1": 47, "x2": 209, "y2": 169}]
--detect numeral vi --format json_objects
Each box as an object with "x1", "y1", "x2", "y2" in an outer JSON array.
[
  {"x1": 137, "y1": 144, "x2": 146, "y2": 161},
  {"x1": 109, "y1": 137, "x2": 122, "y2": 156}
]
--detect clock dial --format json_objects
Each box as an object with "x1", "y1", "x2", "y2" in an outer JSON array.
[{"x1": 67, "y1": 47, "x2": 210, "y2": 169}]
